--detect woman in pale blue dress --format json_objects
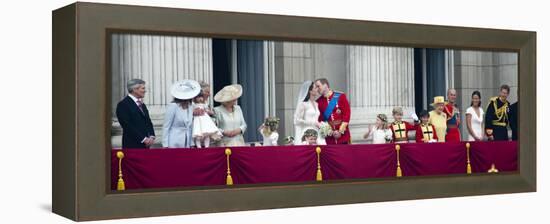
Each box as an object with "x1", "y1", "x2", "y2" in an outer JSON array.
[{"x1": 162, "y1": 80, "x2": 201, "y2": 148}]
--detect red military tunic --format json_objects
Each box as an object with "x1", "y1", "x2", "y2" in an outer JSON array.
[
  {"x1": 389, "y1": 121, "x2": 415, "y2": 143},
  {"x1": 444, "y1": 102, "x2": 461, "y2": 142},
  {"x1": 317, "y1": 91, "x2": 351, "y2": 144},
  {"x1": 415, "y1": 123, "x2": 439, "y2": 143}
]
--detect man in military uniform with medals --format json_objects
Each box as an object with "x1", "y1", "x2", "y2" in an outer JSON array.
[
  {"x1": 315, "y1": 78, "x2": 351, "y2": 145},
  {"x1": 485, "y1": 84, "x2": 511, "y2": 141},
  {"x1": 444, "y1": 89, "x2": 461, "y2": 142}
]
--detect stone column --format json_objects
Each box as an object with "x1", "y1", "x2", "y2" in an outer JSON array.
[
  {"x1": 347, "y1": 46, "x2": 416, "y2": 143},
  {"x1": 110, "y1": 34, "x2": 213, "y2": 147}
]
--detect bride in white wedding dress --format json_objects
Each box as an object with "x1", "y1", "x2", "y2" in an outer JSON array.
[{"x1": 293, "y1": 81, "x2": 327, "y2": 145}]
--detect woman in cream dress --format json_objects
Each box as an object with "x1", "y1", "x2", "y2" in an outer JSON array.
[
  {"x1": 293, "y1": 81, "x2": 326, "y2": 145},
  {"x1": 213, "y1": 84, "x2": 248, "y2": 147}
]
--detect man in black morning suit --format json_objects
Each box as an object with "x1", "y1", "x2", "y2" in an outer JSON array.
[{"x1": 116, "y1": 79, "x2": 156, "y2": 149}]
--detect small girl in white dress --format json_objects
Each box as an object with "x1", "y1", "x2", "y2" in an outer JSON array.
[
  {"x1": 283, "y1": 136, "x2": 295, "y2": 146},
  {"x1": 258, "y1": 117, "x2": 280, "y2": 146},
  {"x1": 363, "y1": 114, "x2": 393, "y2": 144},
  {"x1": 192, "y1": 94, "x2": 222, "y2": 148},
  {"x1": 301, "y1": 129, "x2": 319, "y2": 145}
]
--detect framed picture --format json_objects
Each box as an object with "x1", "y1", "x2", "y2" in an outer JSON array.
[{"x1": 52, "y1": 2, "x2": 536, "y2": 221}]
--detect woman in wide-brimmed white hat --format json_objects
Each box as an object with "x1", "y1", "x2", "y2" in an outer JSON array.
[
  {"x1": 213, "y1": 84, "x2": 247, "y2": 147},
  {"x1": 428, "y1": 96, "x2": 448, "y2": 142},
  {"x1": 162, "y1": 80, "x2": 201, "y2": 148}
]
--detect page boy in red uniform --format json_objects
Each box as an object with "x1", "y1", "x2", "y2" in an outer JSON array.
[
  {"x1": 416, "y1": 110, "x2": 438, "y2": 143},
  {"x1": 389, "y1": 107, "x2": 418, "y2": 143}
]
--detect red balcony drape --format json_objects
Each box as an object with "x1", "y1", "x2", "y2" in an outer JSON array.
[{"x1": 111, "y1": 141, "x2": 517, "y2": 190}]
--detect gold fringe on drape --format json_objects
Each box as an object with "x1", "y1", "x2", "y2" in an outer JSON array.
[
  {"x1": 225, "y1": 148, "x2": 233, "y2": 185},
  {"x1": 116, "y1": 151, "x2": 125, "y2": 191},
  {"x1": 316, "y1": 147, "x2": 322, "y2": 181}
]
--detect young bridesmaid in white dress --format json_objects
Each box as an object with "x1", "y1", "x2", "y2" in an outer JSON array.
[
  {"x1": 258, "y1": 117, "x2": 280, "y2": 146},
  {"x1": 192, "y1": 93, "x2": 222, "y2": 148},
  {"x1": 293, "y1": 81, "x2": 326, "y2": 145},
  {"x1": 363, "y1": 114, "x2": 393, "y2": 144},
  {"x1": 301, "y1": 129, "x2": 319, "y2": 145}
]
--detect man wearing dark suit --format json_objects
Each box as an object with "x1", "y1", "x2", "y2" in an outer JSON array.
[{"x1": 116, "y1": 79, "x2": 156, "y2": 149}]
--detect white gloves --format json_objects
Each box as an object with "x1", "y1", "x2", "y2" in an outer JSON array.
[{"x1": 410, "y1": 111, "x2": 419, "y2": 121}]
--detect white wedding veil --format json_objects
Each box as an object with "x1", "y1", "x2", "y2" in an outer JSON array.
[
  {"x1": 293, "y1": 81, "x2": 313, "y2": 144},
  {"x1": 296, "y1": 81, "x2": 313, "y2": 110}
]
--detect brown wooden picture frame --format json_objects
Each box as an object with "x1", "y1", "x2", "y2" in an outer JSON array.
[{"x1": 52, "y1": 2, "x2": 536, "y2": 221}]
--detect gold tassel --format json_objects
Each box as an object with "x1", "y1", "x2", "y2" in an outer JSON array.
[
  {"x1": 316, "y1": 147, "x2": 323, "y2": 181},
  {"x1": 466, "y1": 143, "x2": 472, "y2": 174},
  {"x1": 116, "y1": 151, "x2": 125, "y2": 191},
  {"x1": 396, "y1": 145, "x2": 402, "y2": 177},
  {"x1": 487, "y1": 163, "x2": 499, "y2": 173},
  {"x1": 225, "y1": 148, "x2": 233, "y2": 185}
]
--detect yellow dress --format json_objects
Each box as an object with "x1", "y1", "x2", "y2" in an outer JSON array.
[{"x1": 429, "y1": 111, "x2": 447, "y2": 142}]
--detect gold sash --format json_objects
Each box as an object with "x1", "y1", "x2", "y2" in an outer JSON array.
[
  {"x1": 392, "y1": 122, "x2": 407, "y2": 140},
  {"x1": 421, "y1": 125, "x2": 435, "y2": 141}
]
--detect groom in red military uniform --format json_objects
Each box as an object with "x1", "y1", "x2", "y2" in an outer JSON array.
[{"x1": 315, "y1": 78, "x2": 351, "y2": 144}]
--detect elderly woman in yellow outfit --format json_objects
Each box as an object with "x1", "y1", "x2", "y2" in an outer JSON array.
[{"x1": 428, "y1": 96, "x2": 448, "y2": 142}]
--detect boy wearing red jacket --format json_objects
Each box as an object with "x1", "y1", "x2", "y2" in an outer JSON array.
[{"x1": 416, "y1": 110, "x2": 439, "y2": 143}]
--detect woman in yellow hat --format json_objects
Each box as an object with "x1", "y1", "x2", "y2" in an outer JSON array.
[{"x1": 429, "y1": 96, "x2": 448, "y2": 142}]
